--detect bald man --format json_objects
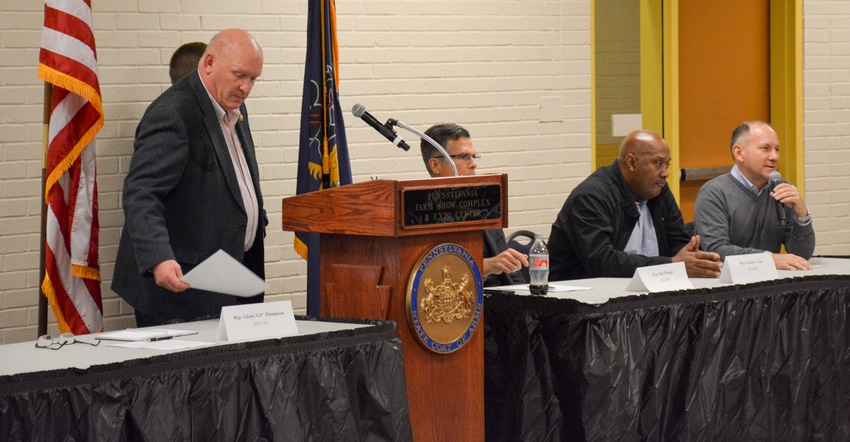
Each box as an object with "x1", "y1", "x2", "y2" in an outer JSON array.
[
  {"x1": 113, "y1": 29, "x2": 267, "y2": 326},
  {"x1": 548, "y1": 130, "x2": 722, "y2": 280}
]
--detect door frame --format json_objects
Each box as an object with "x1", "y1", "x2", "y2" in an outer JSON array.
[{"x1": 592, "y1": 0, "x2": 803, "y2": 199}]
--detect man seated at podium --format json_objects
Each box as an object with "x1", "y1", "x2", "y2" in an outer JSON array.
[
  {"x1": 548, "y1": 129, "x2": 723, "y2": 280},
  {"x1": 420, "y1": 123, "x2": 528, "y2": 286}
]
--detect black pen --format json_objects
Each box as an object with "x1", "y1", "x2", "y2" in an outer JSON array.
[
  {"x1": 147, "y1": 335, "x2": 173, "y2": 342},
  {"x1": 483, "y1": 289, "x2": 517, "y2": 296}
]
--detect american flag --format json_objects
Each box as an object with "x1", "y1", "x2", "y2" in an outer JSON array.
[{"x1": 37, "y1": 0, "x2": 104, "y2": 334}]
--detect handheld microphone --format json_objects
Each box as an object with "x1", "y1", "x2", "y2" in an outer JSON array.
[
  {"x1": 351, "y1": 104, "x2": 411, "y2": 151},
  {"x1": 768, "y1": 171, "x2": 786, "y2": 226}
]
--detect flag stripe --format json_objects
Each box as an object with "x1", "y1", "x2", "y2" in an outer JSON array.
[
  {"x1": 70, "y1": 144, "x2": 98, "y2": 269},
  {"x1": 39, "y1": 51, "x2": 101, "y2": 104},
  {"x1": 48, "y1": 96, "x2": 101, "y2": 162},
  {"x1": 46, "y1": 0, "x2": 94, "y2": 26},
  {"x1": 45, "y1": 90, "x2": 102, "y2": 200},
  {"x1": 44, "y1": 211, "x2": 101, "y2": 334},
  {"x1": 42, "y1": 8, "x2": 96, "y2": 54},
  {"x1": 48, "y1": 87, "x2": 79, "y2": 141}
]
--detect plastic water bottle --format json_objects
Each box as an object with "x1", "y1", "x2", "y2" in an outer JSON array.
[{"x1": 528, "y1": 233, "x2": 549, "y2": 296}]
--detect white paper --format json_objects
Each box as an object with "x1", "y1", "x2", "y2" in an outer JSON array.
[
  {"x1": 217, "y1": 300, "x2": 299, "y2": 342},
  {"x1": 96, "y1": 328, "x2": 198, "y2": 341},
  {"x1": 626, "y1": 261, "x2": 693, "y2": 292},
  {"x1": 110, "y1": 340, "x2": 211, "y2": 350},
  {"x1": 720, "y1": 252, "x2": 778, "y2": 284},
  {"x1": 496, "y1": 284, "x2": 592, "y2": 294},
  {"x1": 181, "y1": 249, "x2": 269, "y2": 297}
]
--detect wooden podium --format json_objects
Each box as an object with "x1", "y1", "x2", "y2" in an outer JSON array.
[{"x1": 281, "y1": 174, "x2": 507, "y2": 441}]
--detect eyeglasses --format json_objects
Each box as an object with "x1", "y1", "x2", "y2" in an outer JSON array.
[
  {"x1": 35, "y1": 333, "x2": 100, "y2": 350},
  {"x1": 447, "y1": 153, "x2": 481, "y2": 162}
]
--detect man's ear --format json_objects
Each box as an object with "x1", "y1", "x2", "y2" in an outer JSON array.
[
  {"x1": 731, "y1": 143, "x2": 745, "y2": 163},
  {"x1": 200, "y1": 53, "x2": 214, "y2": 73},
  {"x1": 428, "y1": 157, "x2": 441, "y2": 176},
  {"x1": 625, "y1": 153, "x2": 638, "y2": 172}
]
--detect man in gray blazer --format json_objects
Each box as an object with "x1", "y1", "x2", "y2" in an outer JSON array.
[{"x1": 112, "y1": 29, "x2": 266, "y2": 326}]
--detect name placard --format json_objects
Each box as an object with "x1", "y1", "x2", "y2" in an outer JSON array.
[
  {"x1": 217, "y1": 300, "x2": 298, "y2": 341},
  {"x1": 626, "y1": 261, "x2": 694, "y2": 292},
  {"x1": 720, "y1": 253, "x2": 778, "y2": 284},
  {"x1": 403, "y1": 184, "x2": 502, "y2": 227}
]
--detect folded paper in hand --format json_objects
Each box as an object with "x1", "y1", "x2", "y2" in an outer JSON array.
[{"x1": 181, "y1": 249, "x2": 270, "y2": 297}]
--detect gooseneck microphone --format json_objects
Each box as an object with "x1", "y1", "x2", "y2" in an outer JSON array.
[
  {"x1": 351, "y1": 104, "x2": 411, "y2": 151},
  {"x1": 769, "y1": 171, "x2": 786, "y2": 226}
]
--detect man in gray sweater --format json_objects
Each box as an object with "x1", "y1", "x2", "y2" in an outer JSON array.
[{"x1": 694, "y1": 121, "x2": 815, "y2": 270}]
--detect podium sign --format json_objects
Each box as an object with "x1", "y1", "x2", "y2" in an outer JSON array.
[{"x1": 403, "y1": 184, "x2": 502, "y2": 226}]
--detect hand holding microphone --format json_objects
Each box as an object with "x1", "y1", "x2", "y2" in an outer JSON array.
[
  {"x1": 768, "y1": 171, "x2": 786, "y2": 226},
  {"x1": 351, "y1": 103, "x2": 411, "y2": 151},
  {"x1": 770, "y1": 171, "x2": 811, "y2": 226}
]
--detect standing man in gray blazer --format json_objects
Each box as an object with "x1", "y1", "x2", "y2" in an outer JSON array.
[{"x1": 112, "y1": 29, "x2": 266, "y2": 327}]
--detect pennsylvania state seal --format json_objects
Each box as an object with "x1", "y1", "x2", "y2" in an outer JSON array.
[{"x1": 406, "y1": 243, "x2": 483, "y2": 354}]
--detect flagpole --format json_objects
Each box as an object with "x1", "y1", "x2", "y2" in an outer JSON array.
[{"x1": 38, "y1": 82, "x2": 52, "y2": 337}]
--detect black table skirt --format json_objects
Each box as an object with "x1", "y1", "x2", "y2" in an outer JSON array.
[
  {"x1": 484, "y1": 275, "x2": 850, "y2": 441},
  {"x1": 0, "y1": 317, "x2": 412, "y2": 442}
]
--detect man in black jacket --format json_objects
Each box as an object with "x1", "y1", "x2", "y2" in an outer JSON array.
[
  {"x1": 420, "y1": 123, "x2": 528, "y2": 286},
  {"x1": 113, "y1": 29, "x2": 266, "y2": 326},
  {"x1": 548, "y1": 130, "x2": 722, "y2": 280}
]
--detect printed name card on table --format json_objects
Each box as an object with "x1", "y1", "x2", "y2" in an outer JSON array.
[
  {"x1": 626, "y1": 261, "x2": 694, "y2": 292},
  {"x1": 217, "y1": 300, "x2": 298, "y2": 341},
  {"x1": 720, "y1": 253, "x2": 778, "y2": 284}
]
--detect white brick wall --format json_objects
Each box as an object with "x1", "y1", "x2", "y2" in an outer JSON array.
[
  {"x1": 0, "y1": 1, "x2": 590, "y2": 343},
  {"x1": 3, "y1": 1, "x2": 846, "y2": 345},
  {"x1": 804, "y1": 0, "x2": 850, "y2": 255}
]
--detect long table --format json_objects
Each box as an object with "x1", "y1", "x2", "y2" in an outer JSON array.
[
  {"x1": 0, "y1": 317, "x2": 412, "y2": 441},
  {"x1": 484, "y1": 257, "x2": 850, "y2": 440}
]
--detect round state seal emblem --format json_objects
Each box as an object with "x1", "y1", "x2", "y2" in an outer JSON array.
[{"x1": 406, "y1": 243, "x2": 483, "y2": 354}]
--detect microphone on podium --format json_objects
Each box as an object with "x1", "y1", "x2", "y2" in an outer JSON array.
[
  {"x1": 768, "y1": 171, "x2": 786, "y2": 226},
  {"x1": 351, "y1": 104, "x2": 411, "y2": 151}
]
